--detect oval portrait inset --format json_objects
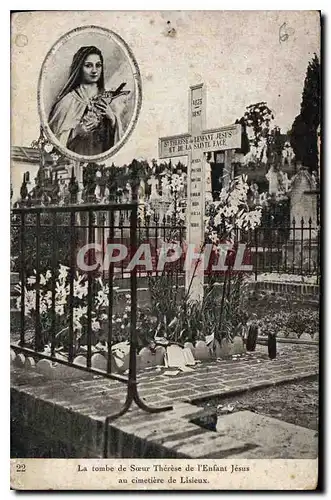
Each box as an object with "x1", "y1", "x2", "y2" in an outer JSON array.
[{"x1": 38, "y1": 25, "x2": 142, "y2": 162}]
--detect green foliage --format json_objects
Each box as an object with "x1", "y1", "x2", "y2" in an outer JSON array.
[
  {"x1": 146, "y1": 273, "x2": 249, "y2": 345},
  {"x1": 267, "y1": 126, "x2": 286, "y2": 165},
  {"x1": 256, "y1": 309, "x2": 319, "y2": 337},
  {"x1": 290, "y1": 54, "x2": 320, "y2": 171},
  {"x1": 242, "y1": 102, "x2": 274, "y2": 149},
  {"x1": 218, "y1": 274, "x2": 249, "y2": 342}
]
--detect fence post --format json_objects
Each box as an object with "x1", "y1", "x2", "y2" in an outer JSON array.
[
  {"x1": 68, "y1": 210, "x2": 76, "y2": 362},
  {"x1": 292, "y1": 217, "x2": 296, "y2": 274},
  {"x1": 19, "y1": 211, "x2": 25, "y2": 346},
  {"x1": 308, "y1": 217, "x2": 312, "y2": 275},
  {"x1": 35, "y1": 212, "x2": 43, "y2": 351},
  {"x1": 107, "y1": 210, "x2": 115, "y2": 374},
  {"x1": 300, "y1": 217, "x2": 304, "y2": 275}
]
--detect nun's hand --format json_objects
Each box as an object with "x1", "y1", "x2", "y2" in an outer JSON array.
[
  {"x1": 75, "y1": 115, "x2": 99, "y2": 137},
  {"x1": 94, "y1": 99, "x2": 116, "y2": 126}
]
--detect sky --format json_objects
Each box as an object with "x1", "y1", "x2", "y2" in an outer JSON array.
[{"x1": 11, "y1": 10, "x2": 320, "y2": 166}]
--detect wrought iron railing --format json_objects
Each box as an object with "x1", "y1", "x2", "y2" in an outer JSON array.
[{"x1": 10, "y1": 202, "x2": 173, "y2": 458}]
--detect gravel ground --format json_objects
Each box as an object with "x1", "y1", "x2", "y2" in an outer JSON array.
[{"x1": 196, "y1": 379, "x2": 319, "y2": 431}]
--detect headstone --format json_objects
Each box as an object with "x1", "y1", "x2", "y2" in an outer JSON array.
[
  {"x1": 266, "y1": 165, "x2": 280, "y2": 195},
  {"x1": 282, "y1": 141, "x2": 295, "y2": 166},
  {"x1": 160, "y1": 176, "x2": 171, "y2": 201},
  {"x1": 300, "y1": 333, "x2": 312, "y2": 341},
  {"x1": 289, "y1": 167, "x2": 317, "y2": 240},
  {"x1": 183, "y1": 347, "x2": 196, "y2": 365},
  {"x1": 158, "y1": 83, "x2": 241, "y2": 302},
  {"x1": 280, "y1": 171, "x2": 291, "y2": 192},
  {"x1": 250, "y1": 183, "x2": 260, "y2": 205},
  {"x1": 148, "y1": 176, "x2": 159, "y2": 200},
  {"x1": 91, "y1": 353, "x2": 107, "y2": 371},
  {"x1": 166, "y1": 344, "x2": 187, "y2": 368},
  {"x1": 24, "y1": 356, "x2": 36, "y2": 370}
]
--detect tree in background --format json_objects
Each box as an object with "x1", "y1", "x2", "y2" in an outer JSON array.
[
  {"x1": 290, "y1": 54, "x2": 320, "y2": 172},
  {"x1": 238, "y1": 102, "x2": 275, "y2": 166},
  {"x1": 267, "y1": 126, "x2": 286, "y2": 166},
  {"x1": 243, "y1": 102, "x2": 275, "y2": 149}
]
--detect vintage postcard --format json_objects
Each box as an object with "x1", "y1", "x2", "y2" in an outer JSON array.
[{"x1": 10, "y1": 10, "x2": 321, "y2": 490}]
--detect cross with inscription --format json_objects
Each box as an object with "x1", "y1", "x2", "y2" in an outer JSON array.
[{"x1": 158, "y1": 83, "x2": 242, "y2": 302}]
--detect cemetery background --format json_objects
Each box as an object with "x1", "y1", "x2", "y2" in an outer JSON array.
[{"x1": 10, "y1": 12, "x2": 320, "y2": 463}]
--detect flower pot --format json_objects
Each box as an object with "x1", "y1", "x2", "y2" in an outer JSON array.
[
  {"x1": 14, "y1": 353, "x2": 25, "y2": 368},
  {"x1": 53, "y1": 362, "x2": 91, "y2": 380},
  {"x1": 138, "y1": 346, "x2": 165, "y2": 370},
  {"x1": 91, "y1": 353, "x2": 108, "y2": 371},
  {"x1": 24, "y1": 356, "x2": 36, "y2": 370},
  {"x1": 194, "y1": 341, "x2": 210, "y2": 360},
  {"x1": 112, "y1": 342, "x2": 130, "y2": 373},
  {"x1": 229, "y1": 336, "x2": 245, "y2": 355},
  {"x1": 246, "y1": 325, "x2": 258, "y2": 351},
  {"x1": 268, "y1": 333, "x2": 277, "y2": 359},
  {"x1": 183, "y1": 342, "x2": 195, "y2": 354},
  {"x1": 207, "y1": 340, "x2": 222, "y2": 358},
  {"x1": 220, "y1": 338, "x2": 231, "y2": 357}
]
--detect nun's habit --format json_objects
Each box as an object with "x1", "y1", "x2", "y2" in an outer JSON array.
[{"x1": 48, "y1": 46, "x2": 122, "y2": 156}]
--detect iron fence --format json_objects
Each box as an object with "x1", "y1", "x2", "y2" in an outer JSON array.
[
  {"x1": 92, "y1": 214, "x2": 320, "y2": 280},
  {"x1": 239, "y1": 217, "x2": 320, "y2": 278},
  {"x1": 10, "y1": 202, "x2": 173, "y2": 457},
  {"x1": 11, "y1": 208, "x2": 320, "y2": 282}
]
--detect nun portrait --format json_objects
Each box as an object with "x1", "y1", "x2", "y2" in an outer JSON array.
[{"x1": 48, "y1": 46, "x2": 126, "y2": 156}]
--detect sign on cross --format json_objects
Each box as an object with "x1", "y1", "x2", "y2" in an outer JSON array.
[{"x1": 158, "y1": 83, "x2": 242, "y2": 302}]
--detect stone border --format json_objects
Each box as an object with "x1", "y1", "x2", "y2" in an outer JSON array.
[
  {"x1": 10, "y1": 336, "x2": 246, "y2": 380},
  {"x1": 249, "y1": 280, "x2": 320, "y2": 297},
  {"x1": 257, "y1": 336, "x2": 318, "y2": 346},
  {"x1": 190, "y1": 372, "x2": 319, "y2": 405}
]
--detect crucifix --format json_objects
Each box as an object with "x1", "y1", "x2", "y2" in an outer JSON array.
[{"x1": 158, "y1": 83, "x2": 242, "y2": 302}]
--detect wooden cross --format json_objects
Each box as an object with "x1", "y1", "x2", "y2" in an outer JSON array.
[{"x1": 158, "y1": 83, "x2": 242, "y2": 302}]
